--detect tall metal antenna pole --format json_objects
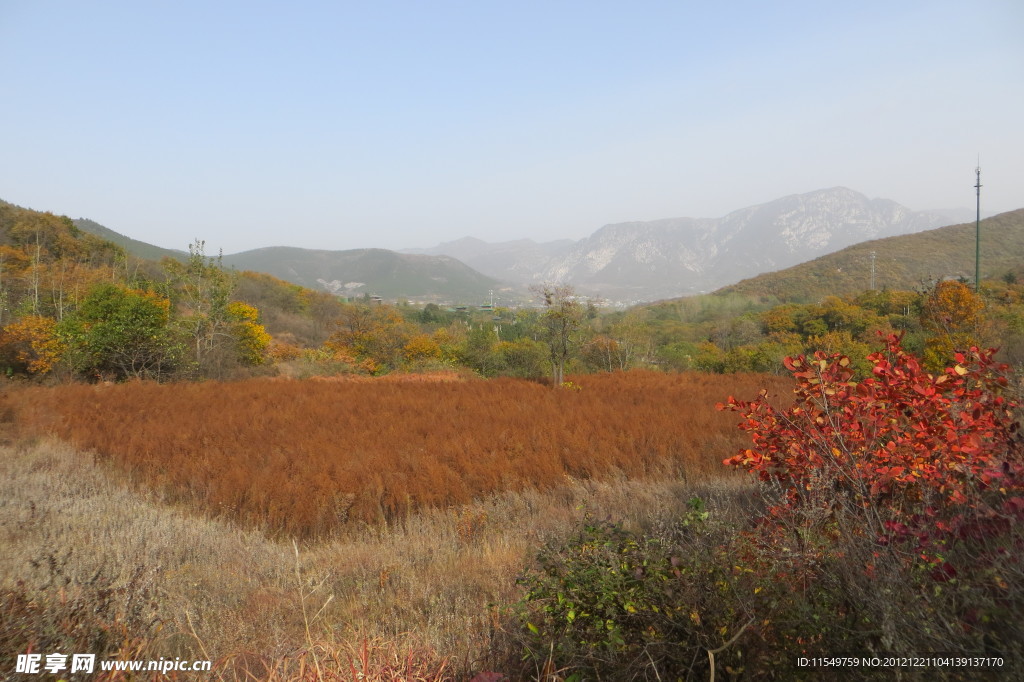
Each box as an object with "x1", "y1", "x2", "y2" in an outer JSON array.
[
  {"x1": 975, "y1": 164, "x2": 982, "y2": 292},
  {"x1": 870, "y1": 251, "x2": 876, "y2": 290}
]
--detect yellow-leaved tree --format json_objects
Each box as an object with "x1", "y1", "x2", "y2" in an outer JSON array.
[
  {"x1": 920, "y1": 280, "x2": 987, "y2": 371},
  {"x1": 226, "y1": 301, "x2": 271, "y2": 365},
  {"x1": 0, "y1": 315, "x2": 65, "y2": 375}
]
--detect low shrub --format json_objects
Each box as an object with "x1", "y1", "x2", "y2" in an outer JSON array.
[{"x1": 514, "y1": 335, "x2": 1024, "y2": 680}]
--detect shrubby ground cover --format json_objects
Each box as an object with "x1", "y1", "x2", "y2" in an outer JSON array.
[{"x1": 516, "y1": 336, "x2": 1024, "y2": 680}]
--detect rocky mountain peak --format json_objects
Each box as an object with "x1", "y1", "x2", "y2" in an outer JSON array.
[{"x1": 413, "y1": 188, "x2": 973, "y2": 304}]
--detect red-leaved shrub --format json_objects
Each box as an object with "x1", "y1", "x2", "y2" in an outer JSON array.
[{"x1": 720, "y1": 333, "x2": 1024, "y2": 566}]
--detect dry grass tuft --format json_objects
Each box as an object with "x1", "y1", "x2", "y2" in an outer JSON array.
[{"x1": 219, "y1": 638, "x2": 454, "y2": 681}]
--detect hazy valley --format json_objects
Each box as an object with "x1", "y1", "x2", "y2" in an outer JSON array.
[{"x1": 73, "y1": 187, "x2": 985, "y2": 305}]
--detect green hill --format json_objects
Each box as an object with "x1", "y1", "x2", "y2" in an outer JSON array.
[
  {"x1": 73, "y1": 218, "x2": 187, "y2": 262},
  {"x1": 71, "y1": 214, "x2": 503, "y2": 303},
  {"x1": 222, "y1": 246, "x2": 504, "y2": 303},
  {"x1": 717, "y1": 209, "x2": 1024, "y2": 302}
]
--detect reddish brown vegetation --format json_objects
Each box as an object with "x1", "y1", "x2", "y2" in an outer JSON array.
[
  {"x1": 9, "y1": 371, "x2": 786, "y2": 537},
  {"x1": 515, "y1": 338, "x2": 1024, "y2": 679},
  {"x1": 721, "y1": 334, "x2": 1024, "y2": 580}
]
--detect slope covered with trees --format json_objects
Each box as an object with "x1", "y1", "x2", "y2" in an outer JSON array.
[
  {"x1": 718, "y1": 208, "x2": 1024, "y2": 302},
  {"x1": 0, "y1": 201, "x2": 273, "y2": 381},
  {"x1": 636, "y1": 274, "x2": 1024, "y2": 378},
  {"x1": 73, "y1": 217, "x2": 187, "y2": 262},
  {"x1": 6, "y1": 197, "x2": 1024, "y2": 392}
]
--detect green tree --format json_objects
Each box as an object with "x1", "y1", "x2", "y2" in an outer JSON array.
[
  {"x1": 692, "y1": 341, "x2": 726, "y2": 373},
  {"x1": 58, "y1": 283, "x2": 178, "y2": 381},
  {"x1": 606, "y1": 309, "x2": 652, "y2": 370},
  {"x1": 804, "y1": 330, "x2": 873, "y2": 376},
  {"x1": 461, "y1": 324, "x2": 503, "y2": 376},
  {"x1": 163, "y1": 240, "x2": 236, "y2": 376},
  {"x1": 419, "y1": 302, "x2": 453, "y2": 325},
  {"x1": 656, "y1": 340, "x2": 700, "y2": 371},
  {"x1": 710, "y1": 316, "x2": 762, "y2": 351},
  {"x1": 495, "y1": 337, "x2": 548, "y2": 379},
  {"x1": 581, "y1": 335, "x2": 620, "y2": 373},
  {"x1": 534, "y1": 284, "x2": 584, "y2": 386}
]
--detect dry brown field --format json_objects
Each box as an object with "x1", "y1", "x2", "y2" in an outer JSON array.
[
  {"x1": 8, "y1": 370, "x2": 788, "y2": 538},
  {"x1": 1, "y1": 370, "x2": 788, "y2": 679}
]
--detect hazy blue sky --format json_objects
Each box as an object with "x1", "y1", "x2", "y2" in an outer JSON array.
[{"x1": 1, "y1": 1, "x2": 1021, "y2": 254}]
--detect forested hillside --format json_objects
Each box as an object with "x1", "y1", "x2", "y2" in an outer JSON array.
[
  {"x1": 0, "y1": 201, "x2": 276, "y2": 380},
  {"x1": 4, "y1": 198, "x2": 1024, "y2": 388},
  {"x1": 719, "y1": 209, "x2": 1024, "y2": 302},
  {"x1": 0, "y1": 200, "x2": 127, "y2": 319},
  {"x1": 73, "y1": 217, "x2": 186, "y2": 262}
]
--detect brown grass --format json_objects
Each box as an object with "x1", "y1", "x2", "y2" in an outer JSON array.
[
  {"x1": 0, "y1": 436, "x2": 758, "y2": 679},
  {"x1": 0, "y1": 370, "x2": 783, "y2": 677},
  {"x1": 8, "y1": 370, "x2": 787, "y2": 538}
]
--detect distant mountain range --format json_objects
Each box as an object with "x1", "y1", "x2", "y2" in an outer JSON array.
[
  {"x1": 408, "y1": 188, "x2": 982, "y2": 302},
  {"x1": 64, "y1": 187, "x2": 996, "y2": 304}
]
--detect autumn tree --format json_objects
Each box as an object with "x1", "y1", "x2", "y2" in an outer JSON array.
[
  {"x1": 0, "y1": 246, "x2": 30, "y2": 327},
  {"x1": 920, "y1": 279, "x2": 986, "y2": 370},
  {"x1": 0, "y1": 205, "x2": 123, "y2": 323},
  {"x1": 402, "y1": 332, "x2": 443, "y2": 367},
  {"x1": 759, "y1": 304, "x2": 800, "y2": 335},
  {"x1": 226, "y1": 301, "x2": 271, "y2": 366},
  {"x1": 432, "y1": 323, "x2": 468, "y2": 366},
  {"x1": 0, "y1": 315, "x2": 65, "y2": 375},
  {"x1": 533, "y1": 284, "x2": 585, "y2": 386},
  {"x1": 719, "y1": 334, "x2": 1024, "y2": 656},
  {"x1": 323, "y1": 303, "x2": 412, "y2": 373}
]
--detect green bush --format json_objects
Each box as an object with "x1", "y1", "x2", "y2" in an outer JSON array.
[{"x1": 516, "y1": 499, "x2": 763, "y2": 680}]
